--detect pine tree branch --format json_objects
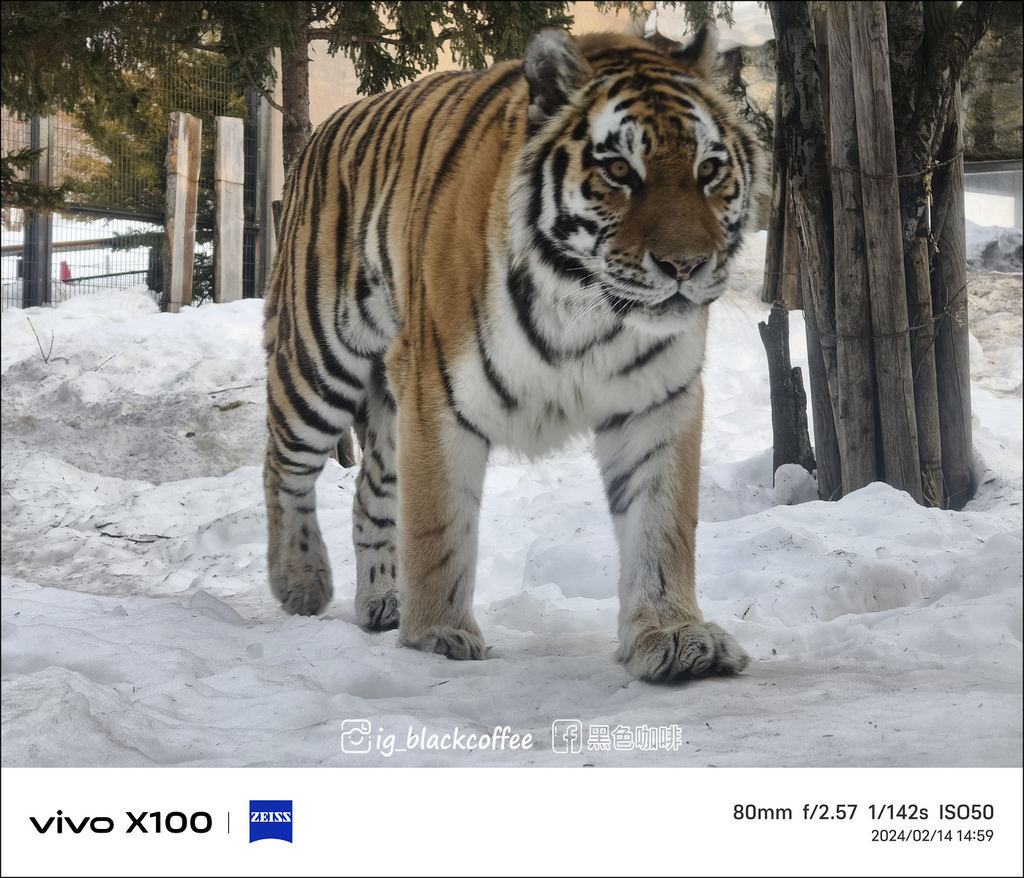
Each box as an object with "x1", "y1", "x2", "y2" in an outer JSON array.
[{"x1": 225, "y1": 24, "x2": 285, "y2": 113}]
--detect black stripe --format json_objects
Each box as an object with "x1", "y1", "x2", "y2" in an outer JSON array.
[
  {"x1": 553, "y1": 212, "x2": 601, "y2": 242},
  {"x1": 596, "y1": 411, "x2": 630, "y2": 433},
  {"x1": 604, "y1": 440, "x2": 671, "y2": 516},
  {"x1": 447, "y1": 569, "x2": 468, "y2": 607},
  {"x1": 528, "y1": 148, "x2": 546, "y2": 229},
  {"x1": 572, "y1": 115, "x2": 589, "y2": 141},
  {"x1": 334, "y1": 175, "x2": 349, "y2": 300},
  {"x1": 292, "y1": 330, "x2": 361, "y2": 417},
  {"x1": 551, "y1": 146, "x2": 570, "y2": 210},
  {"x1": 607, "y1": 75, "x2": 637, "y2": 101},
  {"x1": 405, "y1": 75, "x2": 479, "y2": 320},
  {"x1": 361, "y1": 511, "x2": 396, "y2": 529},
  {"x1": 424, "y1": 546, "x2": 455, "y2": 579},
  {"x1": 531, "y1": 229, "x2": 591, "y2": 279},
  {"x1": 275, "y1": 352, "x2": 349, "y2": 437},
  {"x1": 563, "y1": 323, "x2": 624, "y2": 360},
  {"x1": 361, "y1": 469, "x2": 395, "y2": 500},
  {"x1": 274, "y1": 480, "x2": 320, "y2": 500},
  {"x1": 354, "y1": 266, "x2": 392, "y2": 340},
  {"x1": 356, "y1": 540, "x2": 391, "y2": 551},
  {"x1": 507, "y1": 262, "x2": 556, "y2": 365},
  {"x1": 431, "y1": 323, "x2": 490, "y2": 444},
  {"x1": 319, "y1": 337, "x2": 367, "y2": 392},
  {"x1": 409, "y1": 74, "x2": 476, "y2": 185},
  {"x1": 277, "y1": 461, "x2": 323, "y2": 479},
  {"x1": 472, "y1": 300, "x2": 518, "y2": 410},
  {"x1": 373, "y1": 86, "x2": 428, "y2": 292},
  {"x1": 619, "y1": 338, "x2": 673, "y2": 376},
  {"x1": 586, "y1": 47, "x2": 670, "y2": 68},
  {"x1": 369, "y1": 448, "x2": 396, "y2": 483},
  {"x1": 651, "y1": 631, "x2": 680, "y2": 681},
  {"x1": 267, "y1": 392, "x2": 317, "y2": 455},
  {"x1": 597, "y1": 375, "x2": 694, "y2": 435},
  {"x1": 604, "y1": 466, "x2": 632, "y2": 516},
  {"x1": 300, "y1": 150, "x2": 368, "y2": 392},
  {"x1": 427, "y1": 67, "x2": 522, "y2": 207}
]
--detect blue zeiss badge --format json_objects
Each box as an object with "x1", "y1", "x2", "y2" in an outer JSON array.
[{"x1": 249, "y1": 800, "x2": 293, "y2": 843}]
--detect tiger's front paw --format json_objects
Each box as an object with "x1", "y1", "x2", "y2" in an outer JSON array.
[
  {"x1": 619, "y1": 621, "x2": 749, "y2": 682},
  {"x1": 270, "y1": 562, "x2": 333, "y2": 616},
  {"x1": 357, "y1": 591, "x2": 401, "y2": 631},
  {"x1": 400, "y1": 626, "x2": 486, "y2": 660}
]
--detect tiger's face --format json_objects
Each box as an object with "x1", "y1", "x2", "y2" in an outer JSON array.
[{"x1": 512, "y1": 28, "x2": 760, "y2": 335}]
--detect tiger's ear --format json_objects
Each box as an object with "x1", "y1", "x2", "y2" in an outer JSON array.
[
  {"x1": 523, "y1": 29, "x2": 589, "y2": 132},
  {"x1": 661, "y1": 22, "x2": 719, "y2": 79}
]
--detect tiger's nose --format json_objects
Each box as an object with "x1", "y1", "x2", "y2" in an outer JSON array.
[{"x1": 654, "y1": 254, "x2": 708, "y2": 281}]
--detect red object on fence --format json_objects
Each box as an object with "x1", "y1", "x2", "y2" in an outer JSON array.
[{"x1": 60, "y1": 261, "x2": 73, "y2": 283}]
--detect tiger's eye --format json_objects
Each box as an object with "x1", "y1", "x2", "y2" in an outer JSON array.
[
  {"x1": 608, "y1": 159, "x2": 631, "y2": 180},
  {"x1": 697, "y1": 158, "x2": 720, "y2": 183}
]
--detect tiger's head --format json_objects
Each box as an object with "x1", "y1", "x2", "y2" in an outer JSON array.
[{"x1": 509, "y1": 26, "x2": 763, "y2": 335}]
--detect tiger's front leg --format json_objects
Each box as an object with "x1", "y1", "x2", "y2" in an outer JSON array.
[
  {"x1": 390, "y1": 342, "x2": 489, "y2": 661},
  {"x1": 594, "y1": 378, "x2": 749, "y2": 682}
]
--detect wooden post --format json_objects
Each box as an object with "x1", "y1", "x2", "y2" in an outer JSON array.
[
  {"x1": 758, "y1": 303, "x2": 815, "y2": 480},
  {"x1": 931, "y1": 78, "x2": 975, "y2": 510},
  {"x1": 163, "y1": 111, "x2": 202, "y2": 313},
  {"x1": 762, "y1": 85, "x2": 803, "y2": 311},
  {"x1": 770, "y1": 1, "x2": 842, "y2": 501},
  {"x1": 847, "y1": 2, "x2": 923, "y2": 505},
  {"x1": 214, "y1": 116, "x2": 245, "y2": 303},
  {"x1": 827, "y1": 4, "x2": 878, "y2": 494}
]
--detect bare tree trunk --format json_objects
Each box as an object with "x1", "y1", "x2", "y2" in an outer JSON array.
[
  {"x1": 827, "y1": 5, "x2": 879, "y2": 494},
  {"x1": 759, "y1": 303, "x2": 815, "y2": 480},
  {"x1": 930, "y1": 62, "x2": 975, "y2": 509},
  {"x1": 769, "y1": 1, "x2": 842, "y2": 501},
  {"x1": 281, "y1": 1, "x2": 312, "y2": 175},
  {"x1": 801, "y1": 280, "x2": 842, "y2": 498}
]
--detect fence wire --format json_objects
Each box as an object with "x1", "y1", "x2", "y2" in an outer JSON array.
[{"x1": 2, "y1": 52, "x2": 262, "y2": 312}]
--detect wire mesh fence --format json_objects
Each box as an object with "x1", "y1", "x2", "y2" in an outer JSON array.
[{"x1": 2, "y1": 51, "x2": 265, "y2": 312}]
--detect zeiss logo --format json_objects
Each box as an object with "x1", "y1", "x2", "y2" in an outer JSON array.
[{"x1": 249, "y1": 800, "x2": 293, "y2": 843}]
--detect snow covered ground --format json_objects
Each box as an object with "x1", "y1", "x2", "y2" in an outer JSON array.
[{"x1": 3, "y1": 228, "x2": 1020, "y2": 775}]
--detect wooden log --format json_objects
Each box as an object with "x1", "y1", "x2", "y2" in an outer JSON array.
[
  {"x1": 758, "y1": 302, "x2": 815, "y2": 480},
  {"x1": 801, "y1": 268, "x2": 843, "y2": 499},
  {"x1": 827, "y1": 3, "x2": 878, "y2": 494},
  {"x1": 931, "y1": 77, "x2": 975, "y2": 509},
  {"x1": 762, "y1": 84, "x2": 802, "y2": 311},
  {"x1": 214, "y1": 116, "x2": 245, "y2": 303},
  {"x1": 770, "y1": 1, "x2": 841, "y2": 501},
  {"x1": 847, "y1": 2, "x2": 923, "y2": 504},
  {"x1": 163, "y1": 112, "x2": 202, "y2": 313}
]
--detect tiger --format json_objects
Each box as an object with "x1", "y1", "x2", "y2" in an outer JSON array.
[{"x1": 262, "y1": 24, "x2": 763, "y2": 682}]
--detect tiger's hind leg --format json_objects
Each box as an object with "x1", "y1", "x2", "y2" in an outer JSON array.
[
  {"x1": 352, "y1": 358, "x2": 401, "y2": 631},
  {"x1": 264, "y1": 344, "x2": 370, "y2": 617},
  {"x1": 387, "y1": 338, "x2": 489, "y2": 660}
]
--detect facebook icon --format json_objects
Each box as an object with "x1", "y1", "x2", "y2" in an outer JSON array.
[
  {"x1": 551, "y1": 719, "x2": 584, "y2": 754},
  {"x1": 249, "y1": 800, "x2": 293, "y2": 843}
]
